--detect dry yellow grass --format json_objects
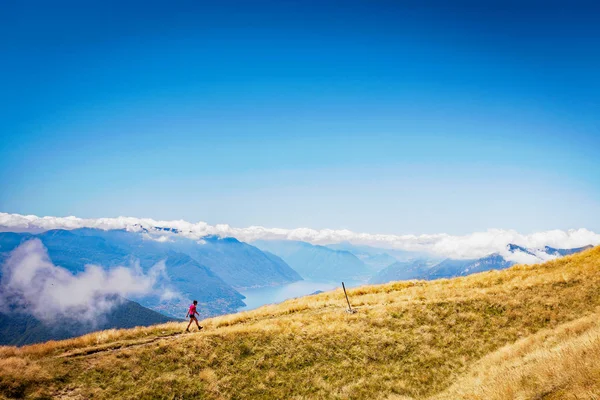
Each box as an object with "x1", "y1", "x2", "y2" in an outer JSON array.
[
  {"x1": 1, "y1": 246, "x2": 599, "y2": 399},
  {"x1": 432, "y1": 312, "x2": 600, "y2": 400}
]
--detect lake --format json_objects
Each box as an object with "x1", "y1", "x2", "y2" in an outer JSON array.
[{"x1": 238, "y1": 279, "x2": 363, "y2": 311}]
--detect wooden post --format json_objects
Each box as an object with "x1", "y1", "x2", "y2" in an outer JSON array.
[{"x1": 342, "y1": 282, "x2": 354, "y2": 313}]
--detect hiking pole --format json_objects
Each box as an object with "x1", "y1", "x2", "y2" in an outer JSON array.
[{"x1": 342, "y1": 282, "x2": 356, "y2": 313}]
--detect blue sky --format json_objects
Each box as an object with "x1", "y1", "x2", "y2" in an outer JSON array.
[{"x1": 1, "y1": 1, "x2": 599, "y2": 234}]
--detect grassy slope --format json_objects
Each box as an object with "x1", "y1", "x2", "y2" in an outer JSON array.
[{"x1": 1, "y1": 246, "x2": 599, "y2": 399}]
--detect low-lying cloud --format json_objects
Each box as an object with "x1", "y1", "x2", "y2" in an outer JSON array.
[
  {"x1": 1, "y1": 212, "x2": 599, "y2": 260},
  {"x1": 0, "y1": 239, "x2": 175, "y2": 324}
]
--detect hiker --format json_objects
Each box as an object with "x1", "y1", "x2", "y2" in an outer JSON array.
[{"x1": 186, "y1": 300, "x2": 203, "y2": 332}]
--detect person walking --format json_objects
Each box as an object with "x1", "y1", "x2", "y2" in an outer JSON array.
[{"x1": 186, "y1": 300, "x2": 203, "y2": 332}]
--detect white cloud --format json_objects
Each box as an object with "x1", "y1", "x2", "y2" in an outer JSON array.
[
  {"x1": 499, "y1": 247, "x2": 553, "y2": 265},
  {"x1": 1, "y1": 212, "x2": 599, "y2": 260},
  {"x1": 142, "y1": 233, "x2": 172, "y2": 243},
  {"x1": 0, "y1": 239, "x2": 177, "y2": 324}
]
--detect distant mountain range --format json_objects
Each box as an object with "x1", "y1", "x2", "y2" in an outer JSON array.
[
  {"x1": 369, "y1": 259, "x2": 436, "y2": 284},
  {"x1": 1, "y1": 225, "x2": 594, "y2": 347},
  {"x1": 0, "y1": 229, "x2": 302, "y2": 320},
  {"x1": 328, "y1": 240, "x2": 429, "y2": 260},
  {"x1": 253, "y1": 240, "x2": 370, "y2": 281},
  {"x1": 544, "y1": 245, "x2": 593, "y2": 257},
  {"x1": 370, "y1": 244, "x2": 594, "y2": 284},
  {"x1": 325, "y1": 242, "x2": 401, "y2": 271},
  {"x1": 167, "y1": 234, "x2": 301, "y2": 289}
]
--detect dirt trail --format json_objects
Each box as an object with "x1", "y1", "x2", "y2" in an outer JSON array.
[
  {"x1": 56, "y1": 330, "x2": 200, "y2": 359},
  {"x1": 54, "y1": 304, "x2": 344, "y2": 360}
]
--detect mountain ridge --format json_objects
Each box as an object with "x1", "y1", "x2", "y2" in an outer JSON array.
[
  {"x1": 253, "y1": 239, "x2": 370, "y2": 281},
  {"x1": 371, "y1": 242, "x2": 593, "y2": 284}
]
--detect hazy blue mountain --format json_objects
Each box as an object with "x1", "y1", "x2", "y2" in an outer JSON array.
[
  {"x1": 67, "y1": 227, "x2": 301, "y2": 287},
  {"x1": 0, "y1": 228, "x2": 303, "y2": 318},
  {"x1": 543, "y1": 245, "x2": 594, "y2": 256},
  {"x1": 0, "y1": 232, "x2": 34, "y2": 277},
  {"x1": 507, "y1": 243, "x2": 537, "y2": 256},
  {"x1": 326, "y1": 241, "x2": 426, "y2": 265},
  {"x1": 70, "y1": 228, "x2": 301, "y2": 290},
  {"x1": 371, "y1": 256, "x2": 510, "y2": 283},
  {"x1": 425, "y1": 258, "x2": 476, "y2": 280},
  {"x1": 39, "y1": 229, "x2": 131, "y2": 272},
  {"x1": 0, "y1": 298, "x2": 178, "y2": 346},
  {"x1": 426, "y1": 244, "x2": 529, "y2": 280},
  {"x1": 369, "y1": 259, "x2": 432, "y2": 284},
  {"x1": 358, "y1": 252, "x2": 400, "y2": 271},
  {"x1": 326, "y1": 242, "x2": 398, "y2": 271},
  {"x1": 151, "y1": 250, "x2": 246, "y2": 317},
  {"x1": 253, "y1": 240, "x2": 369, "y2": 281},
  {"x1": 168, "y1": 235, "x2": 302, "y2": 289},
  {"x1": 0, "y1": 230, "x2": 246, "y2": 318},
  {"x1": 0, "y1": 231, "x2": 35, "y2": 252},
  {"x1": 370, "y1": 244, "x2": 594, "y2": 284},
  {"x1": 456, "y1": 253, "x2": 514, "y2": 276}
]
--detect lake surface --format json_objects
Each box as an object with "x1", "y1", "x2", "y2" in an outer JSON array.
[{"x1": 238, "y1": 280, "x2": 363, "y2": 311}]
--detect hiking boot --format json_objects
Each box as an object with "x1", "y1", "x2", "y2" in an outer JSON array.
[
  {"x1": 185, "y1": 329, "x2": 190, "y2": 332},
  {"x1": 198, "y1": 326, "x2": 203, "y2": 331}
]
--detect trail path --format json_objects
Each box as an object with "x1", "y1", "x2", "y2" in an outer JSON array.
[
  {"x1": 56, "y1": 330, "x2": 200, "y2": 359},
  {"x1": 54, "y1": 303, "x2": 345, "y2": 360}
]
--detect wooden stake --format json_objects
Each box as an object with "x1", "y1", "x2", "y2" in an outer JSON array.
[{"x1": 342, "y1": 282, "x2": 355, "y2": 313}]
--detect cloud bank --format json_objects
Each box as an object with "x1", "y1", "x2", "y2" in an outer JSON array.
[
  {"x1": 0, "y1": 239, "x2": 174, "y2": 324},
  {"x1": 1, "y1": 212, "x2": 599, "y2": 260}
]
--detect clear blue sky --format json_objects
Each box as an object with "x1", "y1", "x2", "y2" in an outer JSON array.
[{"x1": 1, "y1": 1, "x2": 599, "y2": 234}]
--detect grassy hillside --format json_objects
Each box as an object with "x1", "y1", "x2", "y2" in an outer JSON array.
[{"x1": 1, "y1": 246, "x2": 599, "y2": 399}]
